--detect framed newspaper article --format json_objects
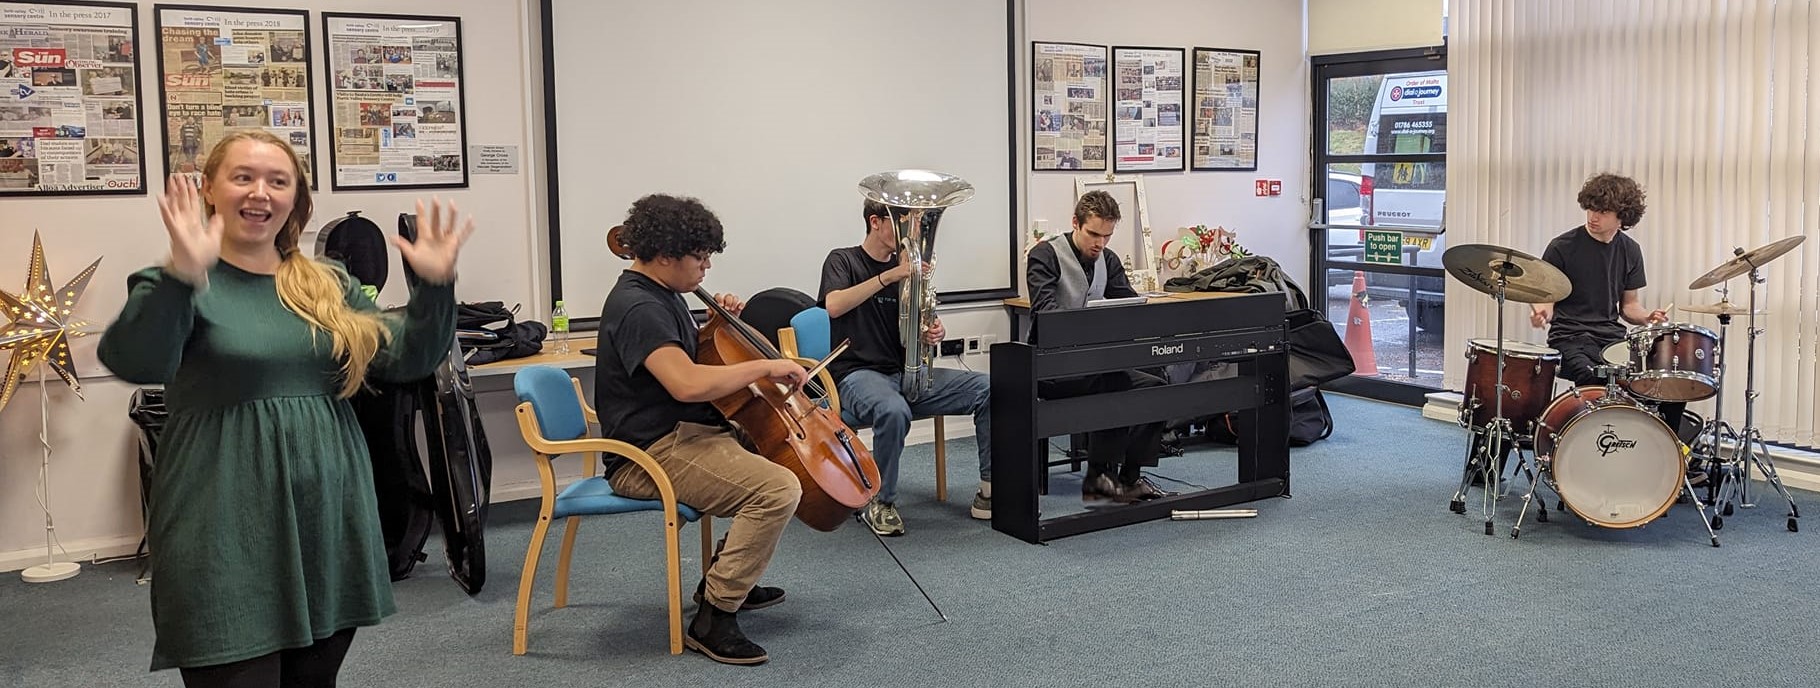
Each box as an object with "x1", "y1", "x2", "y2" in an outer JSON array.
[
  {"x1": 0, "y1": 0, "x2": 148, "y2": 196},
  {"x1": 321, "y1": 12, "x2": 467, "y2": 191},
  {"x1": 153, "y1": 4, "x2": 317, "y2": 186},
  {"x1": 1110, "y1": 46, "x2": 1185, "y2": 173},
  {"x1": 1189, "y1": 47, "x2": 1259, "y2": 171},
  {"x1": 1030, "y1": 41, "x2": 1106, "y2": 171}
]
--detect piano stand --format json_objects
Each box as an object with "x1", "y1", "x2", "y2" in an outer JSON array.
[{"x1": 990, "y1": 293, "x2": 1292, "y2": 544}]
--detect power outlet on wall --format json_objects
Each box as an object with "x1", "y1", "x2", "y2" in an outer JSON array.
[{"x1": 940, "y1": 338, "x2": 965, "y2": 357}]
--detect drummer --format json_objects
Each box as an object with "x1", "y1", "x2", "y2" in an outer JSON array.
[{"x1": 1528, "y1": 173, "x2": 1686, "y2": 440}]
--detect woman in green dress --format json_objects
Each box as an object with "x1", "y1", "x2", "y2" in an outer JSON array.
[{"x1": 98, "y1": 130, "x2": 474, "y2": 687}]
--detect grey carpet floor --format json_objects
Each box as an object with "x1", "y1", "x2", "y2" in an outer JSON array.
[{"x1": 4, "y1": 393, "x2": 1817, "y2": 687}]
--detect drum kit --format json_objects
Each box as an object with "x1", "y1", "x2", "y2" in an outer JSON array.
[{"x1": 1441, "y1": 236, "x2": 1805, "y2": 546}]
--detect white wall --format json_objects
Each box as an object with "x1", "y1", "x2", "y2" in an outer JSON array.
[
  {"x1": 1025, "y1": 0, "x2": 1312, "y2": 285},
  {"x1": 0, "y1": 0, "x2": 1311, "y2": 570},
  {"x1": 1307, "y1": 0, "x2": 1445, "y2": 55},
  {"x1": 0, "y1": 0, "x2": 546, "y2": 569}
]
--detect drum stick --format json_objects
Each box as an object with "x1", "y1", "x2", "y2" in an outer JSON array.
[{"x1": 1170, "y1": 509, "x2": 1258, "y2": 520}]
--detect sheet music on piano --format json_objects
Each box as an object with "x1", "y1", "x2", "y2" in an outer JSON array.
[{"x1": 1085, "y1": 296, "x2": 1149, "y2": 308}]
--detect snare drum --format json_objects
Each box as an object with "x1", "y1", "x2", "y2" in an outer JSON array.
[
  {"x1": 1618, "y1": 323, "x2": 1721, "y2": 402},
  {"x1": 1462, "y1": 338, "x2": 1559, "y2": 437},
  {"x1": 1535, "y1": 387, "x2": 1684, "y2": 529}
]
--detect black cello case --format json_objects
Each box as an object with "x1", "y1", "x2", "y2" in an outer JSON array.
[{"x1": 316, "y1": 211, "x2": 493, "y2": 594}]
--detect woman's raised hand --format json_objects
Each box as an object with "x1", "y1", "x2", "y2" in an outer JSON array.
[
  {"x1": 395, "y1": 197, "x2": 476, "y2": 285},
  {"x1": 158, "y1": 173, "x2": 221, "y2": 285}
]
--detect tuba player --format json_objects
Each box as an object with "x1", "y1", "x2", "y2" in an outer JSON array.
[{"x1": 818, "y1": 199, "x2": 994, "y2": 536}]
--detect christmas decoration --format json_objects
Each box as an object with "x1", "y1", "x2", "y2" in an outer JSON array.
[{"x1": 0, "y1": 231, "x2": 101, "y2": 415}]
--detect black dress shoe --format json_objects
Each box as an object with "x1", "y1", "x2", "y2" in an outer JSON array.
[
  {"x1": 1123, "y1": 476, "x2": 1170, "y2": 500},
  {"x1": 695, "y1": 578, "x2": 787, "y2": 611},
  {"x1": 685, "y1": 605, "x2": 769, "y2": 665},
  {"x1": 1083, "y1": 473, "x2": 1138, "y2": 504}
]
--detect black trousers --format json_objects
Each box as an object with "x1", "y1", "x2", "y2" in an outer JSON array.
[
  {"x1": 179, "y1": 629, "x2": 356, "y2": 688},
  {"x1": 1038, "y1": 369, "x2": 1167, "y2": 476}
]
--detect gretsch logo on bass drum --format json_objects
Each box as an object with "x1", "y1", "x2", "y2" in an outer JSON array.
[{"x1": 1597, "y1": 425, "x2": 1637, "y2": 456}]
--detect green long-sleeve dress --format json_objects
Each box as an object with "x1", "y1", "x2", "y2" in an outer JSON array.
[{"x1": 97, "y1": 260, "x2": 455, "y2": 671}]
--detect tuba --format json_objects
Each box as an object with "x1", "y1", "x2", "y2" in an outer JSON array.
[{"x1": 858, "y1": 170, "x2": 975, "y2": 402}]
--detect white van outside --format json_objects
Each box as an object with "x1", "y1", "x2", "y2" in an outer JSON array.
[{"x1": 1361, "y1": 70, "x2": 1446, "y2": 230}]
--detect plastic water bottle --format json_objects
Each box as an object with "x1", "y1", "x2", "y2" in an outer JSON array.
[{"x1": 551, "y1": 300, "x2": 570, "y2": 354}]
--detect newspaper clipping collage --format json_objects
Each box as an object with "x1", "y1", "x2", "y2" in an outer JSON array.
[
  {"x1": 1032, "y1": 41, "x2": 1262, "y2": 175},
  {"x1": 323, "y1": 14, "x2": 464, "y2": 190},
  {"x1": 1, "y1": 1, "x2": 468, "y2": 196},
  {"x1": 157, "y1": 7, "x2": 313, "y2": 183},
  {"x1": 1112, "y1": 46, "x2": 1184, "y2": 172},
  {"x1": 1191, "y1": 47, "x2": 1259, "y2": 170},
  {"x1": 0, "y1": 1, "x2": 144, "y2": 194},
  {"x1": 1031, "y1": 42, "x2": 1106, "y2": 171}
]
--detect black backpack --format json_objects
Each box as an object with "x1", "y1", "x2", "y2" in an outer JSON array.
[{"x1": 456, "y1": 301, "x2": 548, "y2": 365}]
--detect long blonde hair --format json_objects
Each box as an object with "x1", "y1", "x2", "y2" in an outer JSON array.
[{"x1": 202, "y1": 131, "x2": 392, "y2": 398}]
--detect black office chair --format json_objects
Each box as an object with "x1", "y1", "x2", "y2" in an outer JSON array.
[{"x1": 740, "y1": 287, "x2": 816, "y2": 349}]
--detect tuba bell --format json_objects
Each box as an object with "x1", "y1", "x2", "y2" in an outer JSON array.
[{"x1": 857, "y1": 170, "x2": 975, "y2": 402}]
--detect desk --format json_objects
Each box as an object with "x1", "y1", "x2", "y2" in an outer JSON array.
[
  {"x1": 1003, "y1": 291, "x2": 1242, "y2": 343},
  {"x1": 467, "y1": 335, "x2": 596, "y2": 378}
]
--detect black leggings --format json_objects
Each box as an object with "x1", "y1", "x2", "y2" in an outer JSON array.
[{"x1": 179, "y1": 629, "x2": 356, "y2": 688}]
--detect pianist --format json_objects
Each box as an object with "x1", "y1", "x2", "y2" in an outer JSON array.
[{"x1": 1025, "y1": 191, "x2": 1168, "y2": 503}]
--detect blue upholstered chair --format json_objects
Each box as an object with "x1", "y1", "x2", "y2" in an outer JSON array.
[
  {"x1": 511, "y1": 365, "x2": 714, "y2": 656},
  {"x1": 778, "y1": 307, "x2": 951, "y2": 501}
]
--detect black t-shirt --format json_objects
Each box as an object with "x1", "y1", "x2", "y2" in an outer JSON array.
[
  {"x1": 595, "y1": 271, "x2": 723, "y2": 460},
  {"x1": 818, "y1": 246, "x2": 900, "y2": 382},
  {"x1": 1541, "y1": 225, "x2": 1645, "y2": 342}
]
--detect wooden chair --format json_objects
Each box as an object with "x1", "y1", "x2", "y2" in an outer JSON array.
[{"x1": 510, "y1": 365, "x2": 714, "y2": 656}]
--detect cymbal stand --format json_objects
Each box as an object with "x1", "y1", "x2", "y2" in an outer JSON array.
[
  {"x1": 1447, "y1": 266, "x2": 1530, "y2": 536},
  {"x1": 1691, "y1": 284, "x2": 1737, "y2": 505},
  {"x1": 1708, "y1": 263, "x2": 1801, "y2": 532}
]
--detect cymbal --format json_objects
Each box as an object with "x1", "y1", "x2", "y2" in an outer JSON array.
[
  {"x1": 1688, "y1": 235, "x2": 1806, "y2": 289},
  {"x1": 1441, "y1": 243, "x2": 1572, "y2": 304},
  {"x1": 1681, "y1": 302, "x2": 1767, "y2": 316}
]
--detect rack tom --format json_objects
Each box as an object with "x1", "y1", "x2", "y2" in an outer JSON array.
[
  {"x1": 1617, "y1": 323, "x2": 1720, "y2": 402},
  {"x1": 1461, "y1": 338, "x2": 1559, "y2": 437}
]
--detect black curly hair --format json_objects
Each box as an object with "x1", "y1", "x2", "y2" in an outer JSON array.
[
  {"x1": 619, "y1": 194, "x2": 726, "y2": 261},
  {"x1": 1577, "y1": 173, "x2": 1647, "y2": 229}
]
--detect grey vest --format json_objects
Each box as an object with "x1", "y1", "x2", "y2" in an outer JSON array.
[{"x1": 1046, "y1": 232, "x2": 1107, "y2": 310}]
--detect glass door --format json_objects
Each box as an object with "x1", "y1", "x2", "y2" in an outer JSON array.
[{"x1": 1310, "y1": 47, "x2": 1447, "y2": 405}]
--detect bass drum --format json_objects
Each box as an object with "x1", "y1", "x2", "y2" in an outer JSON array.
[{"x1": 1535, "y1": 387, "x2": 1684, "y2": 529}]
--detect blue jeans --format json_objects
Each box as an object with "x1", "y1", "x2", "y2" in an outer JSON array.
[{"x1": 837, "y1": 367, "x2": 991, "y2": 504}]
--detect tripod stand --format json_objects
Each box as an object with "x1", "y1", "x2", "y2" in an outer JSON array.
[
  {"x1": 1447, "y1": 266, "x2": 1539, "y2": 535},
  {"x1": 1700, "y1": 265, "x2": 1800, "y2": 532}
]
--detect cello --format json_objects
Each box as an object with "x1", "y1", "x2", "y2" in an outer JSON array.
[{"x1": 607, "y1": 226, "x2": 881, "y2": 531}]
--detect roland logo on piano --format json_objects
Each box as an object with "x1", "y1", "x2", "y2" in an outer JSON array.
[{"x1": 1151, "y1": 343, "x2": 1185, "y2": 356}]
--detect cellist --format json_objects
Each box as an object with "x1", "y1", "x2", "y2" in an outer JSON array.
[{"x1": 594, "y1": 193, "x2": 808, "y2": 666}]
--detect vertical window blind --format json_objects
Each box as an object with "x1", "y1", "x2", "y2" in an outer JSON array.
[{"x1": 1446, "y1": 0, "x2": 1819, "y2": 447}]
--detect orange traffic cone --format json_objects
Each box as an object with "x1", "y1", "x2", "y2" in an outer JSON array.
[{"x1": 1345, "y1": 271, "x2": 1378, "y2": 376}]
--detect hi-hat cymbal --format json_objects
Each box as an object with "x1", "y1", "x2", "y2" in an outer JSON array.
[
  {"x1": 1681, "y1": 302, "x2": 1767, "y2": 316},
  {"x1": 1688, "y1": 235, "x2": 1806, "y2": 289},
  {"x1": 1441, "y1": 243, "x2": 1572, "y2": 304}
]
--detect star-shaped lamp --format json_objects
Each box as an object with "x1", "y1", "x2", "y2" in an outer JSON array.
[{"x1": 0, "y1": 231, "x2": 101, "y2": 415}]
